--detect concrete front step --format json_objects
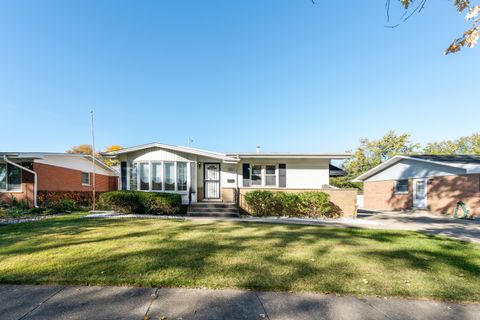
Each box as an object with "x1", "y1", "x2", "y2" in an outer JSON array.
[
  {"x1": 188, "y1": 212, "x2": 240, "y2": 218},
  {"x1": 188, "y1": 202, "x2": 239, "y2": 217},
  {"x1": 188, "y1": 208, "x2": 239, "y2": 213}
]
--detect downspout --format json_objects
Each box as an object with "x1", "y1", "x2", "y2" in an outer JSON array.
[{"x1": 3, "y1": 156, "x2": 38, "y2": 208}]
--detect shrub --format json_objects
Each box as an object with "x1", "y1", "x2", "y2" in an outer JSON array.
[
  {"x1": 142, "y1": 193, "x2": 182, "y2": 215},
  {"x1": 297, "y1": 192, "x2": 334, "y2": 218},
  {"x1": 243, "y1": 190, "x2": 277, "y2": 217},
  {"x1": 99, "y1": 191, "x2": 182, "y2": 215},
  {"x1": 45, "y1": 199, "x2": 78, "y2": 215},
  {"x1": 244, "y1": 190, "x2": 337, "y2": 218}
]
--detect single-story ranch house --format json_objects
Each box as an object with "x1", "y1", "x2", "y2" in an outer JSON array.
[
  {"x1": 102, "y1": 142, "x2": 357, "y2": 216},
  {"x1": 354, "y1": 155, "x2": 480, "y2": 216},
  {"x1": 0, "y1": 152, "x2": 118, "y2": 207}
]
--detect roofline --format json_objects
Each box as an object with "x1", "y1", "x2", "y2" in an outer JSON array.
[
  {"x1": 100, "y1": 142, "x2": 239, "y2": 162},
  {"x1": 353, "y1": 155, "x2": 469, "y2": 182},
  {"x1": 227, "y1": 153, "x2": 351, "y2": 159},
  {"x1": 0, "y1": 152, "x2": 118, "y2": 174}
]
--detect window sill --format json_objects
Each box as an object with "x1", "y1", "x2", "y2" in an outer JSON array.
[
  {"x1": 394, "y1": 192, "x2": 409, "y2": 195},
  {"x1": 0, "y1": 190, "x2": 23, "y2": 193}
]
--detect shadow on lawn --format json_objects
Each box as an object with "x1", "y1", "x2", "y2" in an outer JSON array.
[{"x1": 1, "y1": 217, "x2": 479, "y2": 301}]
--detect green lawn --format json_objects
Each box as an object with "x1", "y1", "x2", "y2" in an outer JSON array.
[{"x1": 0, "y1": 213, "x2": 479, "y2": 302}]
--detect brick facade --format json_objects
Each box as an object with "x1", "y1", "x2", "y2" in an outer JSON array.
[
  {"x1": 428, "y1": 174, "x2": 480, "y2": 216},
  {"x1": 364, "y1": 175, "x2": 480, "y2": 216},
  {"x1": 0, "y1": 162, "x2": 117, "y2": 207},
  {"x1": 364, "y1": 180, "x2": 412, "y2": 211}
]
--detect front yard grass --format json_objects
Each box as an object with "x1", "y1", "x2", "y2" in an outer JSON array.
[{"x1": 0, "y1": 213, "x2": 479, "y2": 302}]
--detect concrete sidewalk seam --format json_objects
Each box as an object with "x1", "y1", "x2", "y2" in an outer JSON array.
[
  {"x1": 17, "y1": 286, "x2": 66, "y2": 320},
  {"x1": 356, "y1": 297, "x2": 394, "y2": 320},
  {"x1": 143, "y1": 287, "x2": 160, "y2": 319},
  {"x1": 255, "y1": 291, "x2": 271, "y2": 320}
]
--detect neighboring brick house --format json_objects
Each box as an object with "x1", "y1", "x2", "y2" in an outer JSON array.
[
  {"x1": 354, "y1": 155, "x2": 480, "y2": 216},
  {"x1": 0, "y1": 152, "x2": 118, "y2": 208}
]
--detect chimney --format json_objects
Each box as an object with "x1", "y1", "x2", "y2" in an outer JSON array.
[{"x1": 256, "y1": 146, "x2": 261, "y2": 154}]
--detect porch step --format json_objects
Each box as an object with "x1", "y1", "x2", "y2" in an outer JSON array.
[{"x1": 188, "y1": 202, "x2": 239, "y2": 217}]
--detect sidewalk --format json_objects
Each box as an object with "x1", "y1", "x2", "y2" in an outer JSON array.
[{"x1": 1, "y1": 284, "x2": 479, "y2": 320}]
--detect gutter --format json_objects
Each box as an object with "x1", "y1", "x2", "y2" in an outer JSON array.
[{"x1": 3, "y1": 155, "x2": 38, "y2": 208}]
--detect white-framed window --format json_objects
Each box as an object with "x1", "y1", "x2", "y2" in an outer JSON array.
[
  {"x1": 394, "y1": 180, "x2": 409, "y2": 194},
  {"x1": 177, "y1": 162, "x2": 187, "y2": 191},
  {"x1": 151, "y1": 162, "x2": 162, "y2": 191},
  {"x1": 127, "y1": 161, "x2": 191, "y2": 192},
  {"x1": 0, "y1": 163, "x2": 22, "y2": 191},
  {"x1": 164, "y1": 162, "x2": 175, "y2": 191},
  {"x1": 139, "y1": 162, "x2": 150, "y2": 191},
  {"x1": 81, "y1": 172, "x2": 90, "y2": 185},
  {"x1": 265, "y1": 165, "x2": 277, "y2": 186},
  {"x1": 251, "y1": 165, "x2": 262, "y2": 186}
]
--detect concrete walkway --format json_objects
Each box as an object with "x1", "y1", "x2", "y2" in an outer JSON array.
[{"x1": 1, "y1": 284, "x2": 479, "y2": 320}]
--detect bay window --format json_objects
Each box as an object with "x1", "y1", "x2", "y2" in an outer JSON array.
[
  {"x1": 129, "y1": 162, "x2": 138, "y2": 191},
  {"x1": 177, "y1": 162, "x2": 187, "y2": 191},
  {"x1": 0, "y1": 163, "x2": 22, "y2": 191},
  {"x1": 164, "y1": 162, "x2": 175, "y2": 191},
  {"x1": 151, "y1": 163, "x2": 162, "y2": 191},
  {"x1": 139, "y1": 163, "x2": 150, "y2": 191}
]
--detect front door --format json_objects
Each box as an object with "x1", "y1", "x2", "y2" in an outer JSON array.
[
  {"x1": 413, "y1": 178, "x2": 428, "y2": 209},
  {"x1": 204, "y1": 163, "x2": 220, "y2": 199}
]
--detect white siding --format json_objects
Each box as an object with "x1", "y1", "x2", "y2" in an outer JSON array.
[
  {"x1": 120, "y1": 147, "x2": 197, "y2": 162},
  {"x1": 36, "y1": 155, "x2": 115, "y2": 176},
  {"x1": 237, "y1": 158, "x2": 329, "y2": 189},
  {"x1": 364, "y1": 159, "x2": 466, "y2": 182}
]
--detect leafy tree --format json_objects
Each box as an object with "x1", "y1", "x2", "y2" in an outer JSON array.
[
  {"x1": 103, "y1": 145, "x2": 123, "y2": 167},
  {"x1": 66, "y1": 144, "x2": 93, "y2": 155},
  {"x1": 342, "y1": 131, "x2": 420, "y2": 179},
  {"x1": 423, "y1": 133, "x2": 480, "y2": 154},
  {"x1": 391, "y1": 0, "x2": 479, "y2": 54},
  {"x1": 66, "y1": 144, "x2": 123, "y2": 167}
]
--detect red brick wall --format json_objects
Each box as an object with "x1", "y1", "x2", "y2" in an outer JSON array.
[
  {"x1": 364, "y1": 180, "x2": 412, "y2": 211},
  {"x1": 0, "y1": 169, "x2": 35, "y2": 207},
  {"x1": 34, "y1": 163, "x2": 116, "y2": 192},
  {"x1": 428, "y1": 174, "x2": 480, "y2": 216},
  {"x1": 1, "y1": 163, "x2": 118, "y2": 208}
]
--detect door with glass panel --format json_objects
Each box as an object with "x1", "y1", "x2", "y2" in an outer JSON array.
[
  {"x1": 204, "y1": 163, "x2": 220, "y2": 199},
  {"x1": 413, "y1": 178, "x2": 428, "y2": 209}
]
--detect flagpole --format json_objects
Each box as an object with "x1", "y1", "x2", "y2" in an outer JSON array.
[{"x1": 90, "y1": 111, "x2": 96, "y2": 210}]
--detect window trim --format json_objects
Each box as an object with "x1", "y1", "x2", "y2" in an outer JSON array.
[
  {"x1": 265, "y1": 165, "x2": 277, "y2": 187},
  {"x1": 128, "y1": 161, "x2": 189, "y2": 193},
  {"x1": 0, "y1": 163, "x2": 23, "y2": 192},
  {"x1": 247, "y1": 164, "x2": 278, "y2": 188},
  {"x1": 81, "y1": 172, "x2": 91, "y2": 186},
  {"x1": 394, "y1": 180, "x2": 409, "y2": 194}
]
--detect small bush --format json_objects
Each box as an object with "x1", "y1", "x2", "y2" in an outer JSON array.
[
  {"x1": 244, "y1": 190, "x2": 338, "y2": 218},
  {"x1": 99, "y1": 191, "x2": 182, "y2": 215},
  {"x1": 99, "y1": 191, "x2": 143, "y2": 213},
  {"x1": 45, "y1": 199, "x2": 78, "y2": 215}
]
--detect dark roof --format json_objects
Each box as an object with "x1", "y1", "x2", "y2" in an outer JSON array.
[
  {"x1": 409, "y1": 154, "x2": 480, "y2": 164},
  {"x1": 329, "y1": 164, "x2": 347, "y2": 177}
]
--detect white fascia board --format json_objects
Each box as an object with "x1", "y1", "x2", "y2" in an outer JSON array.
[
  {"x1": 353, "y1": 156, "x2": 407, "y2": 182},
  {"x1": 353, "y1": 155, "x2": 470, "y2": 182},
  {"x1": 101, "y1": 142, "x2": 238, "y2": 162}
]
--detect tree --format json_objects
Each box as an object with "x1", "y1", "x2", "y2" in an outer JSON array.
[
  {"x1": 342, "y1": 131, "x2": 420, "y2": 178},
  {"x1": 103, "y1": 145, "x2": 123, "y2": 167},
  {"x1": 66, "y1": 144, "x2": 123, "y2": 167},
  {"x1": 66, "y1": 144, "x2": 93, "y2": 155},
  {"x1": 423, "y1": 133, "x2": 480, "y2": 154},
  {"x1": 391, "y1": 0, "x2": 480, "y2": 54}
]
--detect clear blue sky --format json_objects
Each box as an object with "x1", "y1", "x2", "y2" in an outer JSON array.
[{"x1": 1, "y1": 0, "x2": 478, "y2": 153}]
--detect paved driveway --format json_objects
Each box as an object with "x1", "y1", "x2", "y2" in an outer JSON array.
[{"x1": 359, "y1": 210, "x2": 480, "y2": 243}]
